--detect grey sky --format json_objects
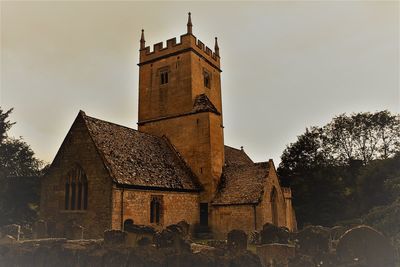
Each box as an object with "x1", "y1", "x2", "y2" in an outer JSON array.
[{"x1": 1, "y1": 1, "x2": 399, "y2": 165}]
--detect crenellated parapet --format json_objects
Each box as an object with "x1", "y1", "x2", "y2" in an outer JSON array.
[{"x1": 138, "y1": 13, "x2": 221, "y2": 70}]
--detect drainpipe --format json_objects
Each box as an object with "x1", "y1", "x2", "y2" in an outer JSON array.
[
  {"x1": 120, "y1": 188, "x2": 124, "y2": 230},
  {"x1": 253, "y1": 204, "x2": 257, "y2": 230}
]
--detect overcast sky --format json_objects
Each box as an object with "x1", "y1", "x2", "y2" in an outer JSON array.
[{"x1": 1, "y1": 1, "x2": 399, "y2": 165}]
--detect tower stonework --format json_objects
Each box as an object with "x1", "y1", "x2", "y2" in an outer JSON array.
[{"x1": 137, "y1": 13, "x2": 224, "y2": 204}]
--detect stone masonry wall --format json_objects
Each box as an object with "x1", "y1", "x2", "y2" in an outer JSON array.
[
  {"x1": 111, "y1": 188, "x2": 200, "y2": 231},
  {"x1": 258, "y1": 176, "x2": 287, "y2": 229},
  {"x1": 211, "y1": 205, "x2": 255, "y2": 239},
  {"x1": 40, "y1": 114, "x2": 113, "y2": 239}
]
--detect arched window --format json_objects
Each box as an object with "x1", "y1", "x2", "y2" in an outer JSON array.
[
  {"x1": 150, "y1": 196, "x2": 163, "y2": 224},
  {"x1": 270, "y1": 187, "x2": 278, "y2": 225},
  {"x1": 65, "y1": 166, "x2": 88, "y2": 210}
]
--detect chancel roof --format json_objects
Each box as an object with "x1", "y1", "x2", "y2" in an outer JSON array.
[
  {"x1": 213, "y1": 146, "x2": 270, "y2": 205},
  {"x1": 80, "y1": 111, "x2": 200, "y2": 192}
]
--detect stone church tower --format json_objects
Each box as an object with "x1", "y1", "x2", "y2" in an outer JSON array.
[{"x1": 137, "y1": 13, "x2": 224, "y2": 209}]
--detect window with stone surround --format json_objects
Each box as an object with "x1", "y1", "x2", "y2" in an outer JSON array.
[
  {"x1": 203, "y1": 70, "x2": 211, "y2": 88},
  {"x1": 64, "y1": 166, "x2": 88, "y2": 211},
  {"x1": 150, "y1": 195, "x2": 163, "y2": 224},
  {"x1": 160, "y1": 69, "x2": 169, "y2": 85}
]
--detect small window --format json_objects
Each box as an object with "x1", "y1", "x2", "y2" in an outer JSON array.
[
  {"x1": 150, "y1": 195, "x2": 163, "y2": 224},
  {"x1": 64, "y1": 166, "x2": 88, "y2": 211},
  {"x1": 203, "y1": 71, "x2": 211, "y2": 88},
  {"x1": 160, "y1": 70, "x2": 169, "y2": 85}
]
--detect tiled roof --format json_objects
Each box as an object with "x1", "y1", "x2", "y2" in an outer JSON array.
[
  {"x1": 212, "y1": 146, "x2": 269, "y2": 205},
  {"x1": 80, "y1": 111, "x2": 200, "y2": 192},
  {"x1": 192, "y1": 94, "x2": 221, "y2": 115},
  {"x1": 224, "y1": 146, "x2": 253, "y2": 166}
]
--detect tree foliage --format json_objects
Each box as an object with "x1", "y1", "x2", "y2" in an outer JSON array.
[
  {"x1": 322, "y1": 111, "x2": 400, "y2": 164},
  {"x1": 0, "y1": 107, "x2": 44, "y2": 226},
  {"x1": 278, "y1": 111, "x2": 400, "y2": 227}
]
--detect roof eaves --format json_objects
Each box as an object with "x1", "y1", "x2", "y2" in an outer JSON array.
[{"x1": 114, "y1": 182, "x2": 201, "y2": 193}]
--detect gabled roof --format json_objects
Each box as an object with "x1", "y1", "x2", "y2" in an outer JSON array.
[
  {"x1": 192, "y1": 94, "x2": 221, "y2": 115},
  {"x1": 224, "y1": 145, "x2": 253, "y2": 166},
  {"x1": 80, "y1": 111, "x2": 200, "y2": 192},
  {"x1": 212, "y1": 146, "x2": 270, "y2": 205}
]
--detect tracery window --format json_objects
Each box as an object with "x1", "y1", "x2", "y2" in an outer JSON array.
[
  {"x1": 65, "y1": 166, "x2": 88, "y2": 210},
  {"x1": 150, "y1": 195, "x2": 163, "y2": 224}
]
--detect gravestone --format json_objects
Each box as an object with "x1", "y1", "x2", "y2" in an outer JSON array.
[
  {"x1": 260, "y1": 223, "x2": 290, "y2": 244},
  {"x1": 336, "y1": 225, "x2": 395, "y2": 267},
  {"x1": 227, "y1": 229, "x2": 247, "y2": 252},
  {"x1": 125, "y1": 224, "x2": 156, "y2": 247}
]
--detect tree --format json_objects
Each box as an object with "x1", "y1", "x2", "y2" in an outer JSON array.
[
  {"x1": 0, "y1": 107, "x2": 44, "y2": 226},
  {"x1": 322, "y1": 111, "x2": 400, "y2": 165},
  {"x1": 278, "y1": 127, "x2": 327, "y2": 186},
  {"x1": 278, "y1": 110, "x2": 400, "y2": 227}
]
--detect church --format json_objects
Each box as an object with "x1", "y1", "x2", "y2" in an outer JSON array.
[{"x1": 40, "y1": 13, "x2": 296, "y2": 239}]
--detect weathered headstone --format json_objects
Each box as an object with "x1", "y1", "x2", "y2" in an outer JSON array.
[
  {"x1": 103, "y1": 229, "x2": 127, "y2": 245},
  {"x1": 154, "y1": 223, "x2": 191, "y2": 252},
  {"x1": 260, "y1": 223, "x2": 290, "y2": 244},
  {"x1": 33, "y1": 220, "x2": 47, "y2": 239},
  {"x1": 336, "y1": 225, "x2": 396, "y2": 267},
  {"x1": 227, "y1": 229, "x2": 248, "y2": 252},
  {"x1": 125, "y1": 224, "x2": 156, "y2": 247}
]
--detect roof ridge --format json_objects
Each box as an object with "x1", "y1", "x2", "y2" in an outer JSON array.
[
  {"x1": 79, "y1": 111, "x2": 117, "y2": 183},
  {"x1": 81, "y1": 111, "x2": 137, "y2": 132},
  {"x1": 82, "y1": 111, "x2": 172, "y2": 141}
]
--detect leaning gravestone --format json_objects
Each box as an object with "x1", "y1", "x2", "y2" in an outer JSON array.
[
  {"x1": 336, "y1": 225, "x2": 396, "y2": 267},
  {"x1": 227, "y1": 229, "x2": 247, "y2": 252}
]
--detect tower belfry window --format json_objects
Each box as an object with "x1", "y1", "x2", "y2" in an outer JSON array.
[
  {"x1": 160, "y1": 70, "x2": 169, "y2": 85},
  {"x1": 203, "y1": 71, "x2": 211, "y2": 88}
]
